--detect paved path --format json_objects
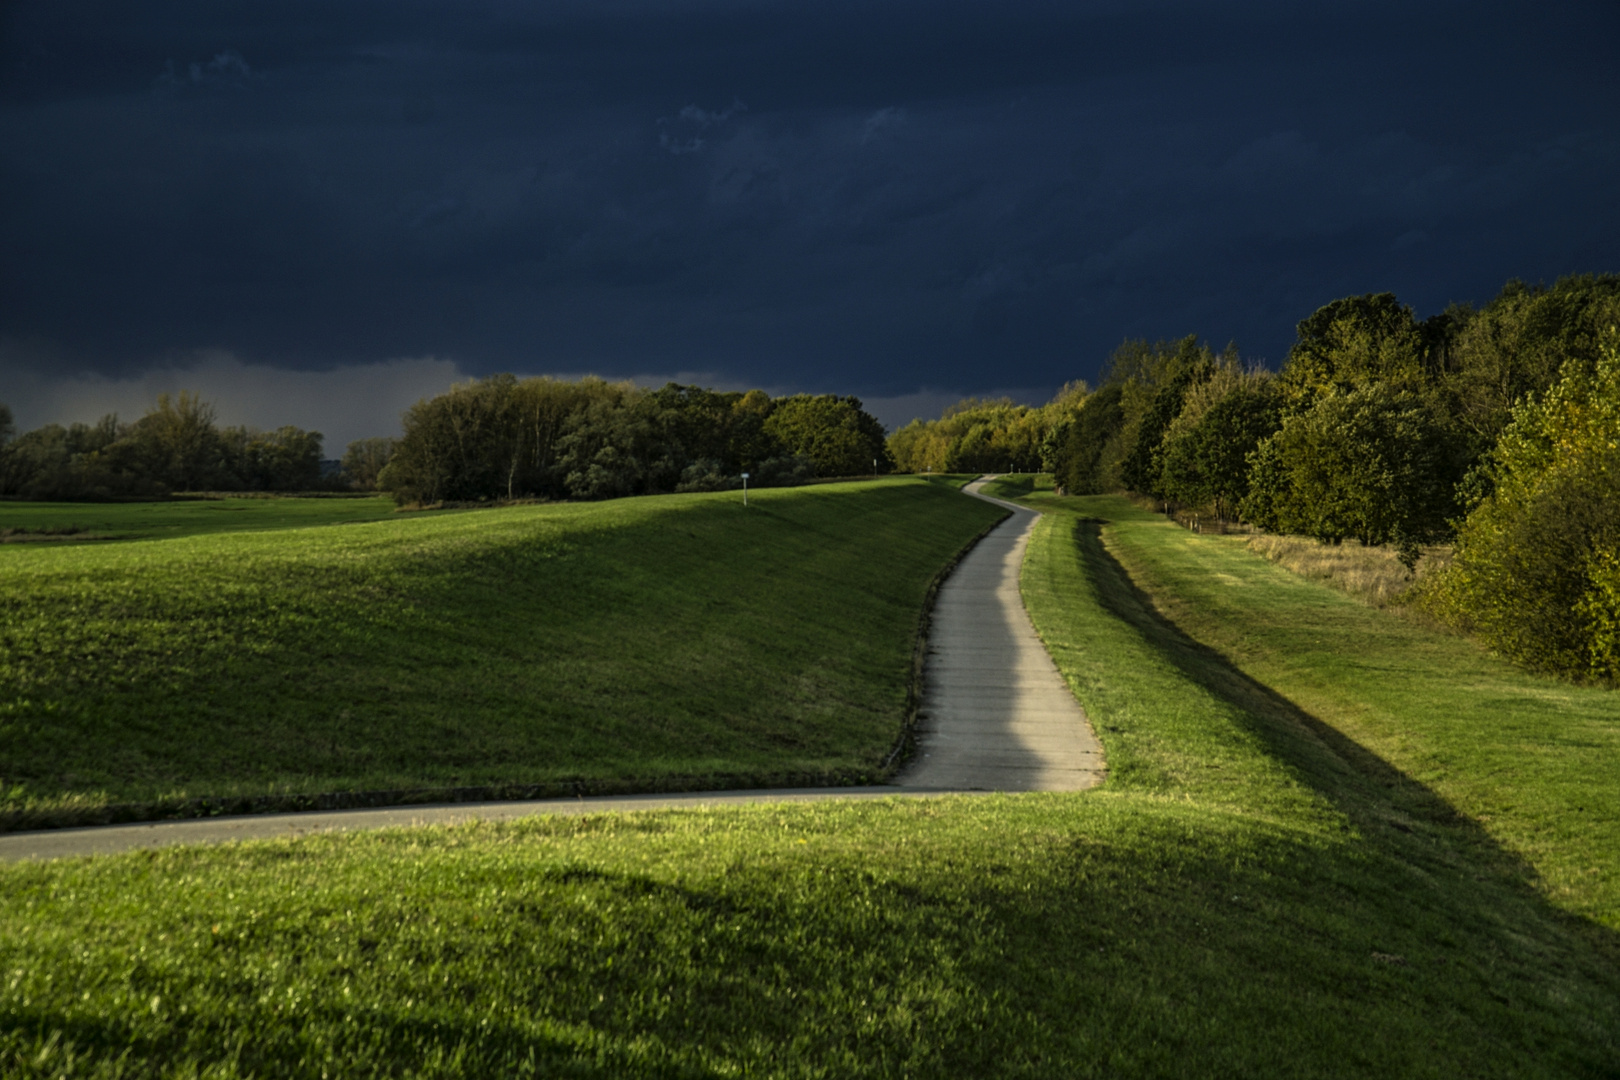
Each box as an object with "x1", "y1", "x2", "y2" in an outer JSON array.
[
  {"x1": 898, "y1": 477, "x2": 1105, "y2": 791},
  {"x1": 1, "y1": 476, "x2": 1103, "y2": 862}
]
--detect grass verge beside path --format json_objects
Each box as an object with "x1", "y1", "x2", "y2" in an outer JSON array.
[
  {"x1": 1, "y1": 476, "x2": 1617, "y2": 1076},
  {"x1": 1, "y1": 478, "x2": 1003, "y2": 826},
  {"x1": 1010, "y1": 487, "x2": 1620, "y2": 934}
]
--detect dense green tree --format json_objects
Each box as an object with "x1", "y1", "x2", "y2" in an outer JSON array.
[
  {"x1": 886, "y1": 417, "x2": 944, "y2": 474},
  {"x1": 0, "y1": 423, "x2": 70, "y2": 497},
  {"x1": 378, "y1": 375, "x2": 626, "y2": 503},
  {"x1": 509, "y1": 377, "x2": 621, "y2": 495},
  {"x1": 67, "y1": 414, "x2": 123, "y2": 457},
  {"x1": 937, "y1": 401, "x2": 1043, "y2": 473},
  {"x1": 1241, "y1": 385, "x2": 1462, "y2": 566},
  {"x1": 1276, "y1": 293, "x2": 1430, "y2": 410},
  {"x1": 763, "y1": 395, "x2": 889, "y2": 477},
  {"x1": 0, "y1": 404, "x2": 17, "y2": 496},
  {"x1": 0, "y1": 411, "x2": 169, "y2": 499},
  {"x1": 725, "y1": 389, "x2": 782, "y2": 473},
  {"x1": 1440, "y1": 274, "x2": 1620, "y2": 450},
  {"x1": 1159, "y1": 372, "x2": 1280, "y2": 520},
  {"x1": 123, "y1": 392, "x2": 232, "y2": 491},
  {"x1": 384, "y1": 377, "x2": 513, "y2": 503},
  {"x1": 0, "y1": 395, "x2": 352, "y2": 499},
  {"x1": 888, "y1": 385, "x2": 1084, "y2": 476},
  {"x1": 641, "y1": 384, "x2": 738, "y2": 468},
  {"x1": 1119, "y1": 339, "x2": 1216, "y2": 497},
  {"x1": 220, "y1": 426, "x2": 326, "y2": 491},
  {"x1": 1430, "y1": 330, "x2": 1620, "y2": 680},
  {"x1": 0, "y1": 406, "x2": 35, "y2": 498},
  {"x1": 1048, "y1": 384, "x2": 1124, "y2": 495},
  {"x1": 375, "y1": 376, "x2": 872, "y2": 506},
  {"x1": 556, "y1": 395, "x2": 662, "y2": 499}
]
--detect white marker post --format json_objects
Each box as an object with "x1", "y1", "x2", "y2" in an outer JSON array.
[{"x1": 741, "y1": 472, "x2": 750, "y2": 506}]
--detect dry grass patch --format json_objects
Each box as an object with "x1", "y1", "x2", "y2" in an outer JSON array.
[{"x1": 1244, "y1": 533, "x2": 1451, "y2": 608}]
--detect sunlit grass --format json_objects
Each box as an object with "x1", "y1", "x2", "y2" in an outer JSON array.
[
  {"x1": 1003, "y1": 482, "x2": 1620, "y2": 932},
  {"x1": 0, "y1": 478, "x2": 1003, "y2": 823},
  {"x1": 1, "y1": 476, "x2": 1615, "y2": 1076}
]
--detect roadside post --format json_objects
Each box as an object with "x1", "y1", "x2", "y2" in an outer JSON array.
[{"x1": 742, "y1": 472, "x2": 750, "y2": 506}]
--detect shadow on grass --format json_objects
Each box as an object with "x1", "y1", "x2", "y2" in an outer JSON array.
[
  {"x1": 1068, "y1": 514, "x2": 1620, "y2": 963},
  {"x1": 4, "y1": 501, "x2": 1618, "y2": 1077},
  {"x1": 2, "y1": 482, "x2": 1004, "y2": 830}
]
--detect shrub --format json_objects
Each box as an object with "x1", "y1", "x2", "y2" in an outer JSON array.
[
  {"x1": 1430, "y1": 332, "x2": 1620, "y2": 680},
  {"x1": 751, "y1": 455, "x2": 816, "y2": 487},
  {"x1": 1580, "y1": 549, "x2": 1620, "y2": 682}
]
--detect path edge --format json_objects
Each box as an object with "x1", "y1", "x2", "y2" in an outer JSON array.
[
  {"x1": 0, "y1": 769, "x2": 914, "y2": 835},
  {"x1": 2, "y1": 489, "x2": 1010, "y2": 835},
  {"x1": 879, "y1": 487, "x2": 1012, "y2": 779}
]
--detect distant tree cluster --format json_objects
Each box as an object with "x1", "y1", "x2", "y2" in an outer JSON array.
[
  {"x1": 376, "y1": 376, "x2": 891, "y2": 505},
  {"x1": 887, "y1": 387, "x2": 1086, "y2": 475},
  {"x1": 892, "y1": 273, "x2": 1620, "y2": 682},
  {"x1": 0, "y1": 392, "x2": 336, "y2": 499},
  {"x1": 0, "y1": 377, "x2": 893, "y2": 506}
]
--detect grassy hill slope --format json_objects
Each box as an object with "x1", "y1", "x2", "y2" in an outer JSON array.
[
  {"x1": 1, "y1": 479, "x2": 1004, "y2": 825},
  {"x1": 0, "y1": 480, "x2": 1615, "y2": 1077},
  {"x1": 0, "y1": 495, "x2": 397, "y2": 545}
]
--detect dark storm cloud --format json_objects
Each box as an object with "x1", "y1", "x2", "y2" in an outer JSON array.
[{"x1": 2, "y1": 0, "x2": 1617, "y2": 434}]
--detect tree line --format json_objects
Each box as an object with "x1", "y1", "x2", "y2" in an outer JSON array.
[
  {"x1": 0, "y1": 377, "x2": 893, "y2": 506},
  {"x1": 376, "y1": 376, "x2": 889, "y2": 505},
  {"x1": 889, "y1": 273, "x2": 1620, "y2": 682},
  {"x1": 887, "y1": 385, "x2": 1087, "y2": 475},
  {"x1": 5, "y1": 275, "x2": 1612, "y2": 679},
  {"x1": 0, "y1": 393, "x2": 341, "y2": 499}
]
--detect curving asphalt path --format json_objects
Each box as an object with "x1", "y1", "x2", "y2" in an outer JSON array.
[
  {"x1": 898, "y1": 477, "x2": 1105, "y2": 791},
  {"x1": 0, "y1": 476, "x2": 1103, "y2": 862}
]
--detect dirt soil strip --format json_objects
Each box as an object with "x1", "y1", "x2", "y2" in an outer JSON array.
[{"x1": 897, "y1": 477, "x2": 1106, "y2": 791}]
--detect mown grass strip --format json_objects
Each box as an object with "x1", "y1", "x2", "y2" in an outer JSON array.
[
  {"x1": 0, "y1": 478, "x2": 1616, "y2": 1077},
  {"x1": 1011, "y1": 487, "x2": 1619, "y2": 933},
  {"x1": 1, "y1": 478, "x2": 1003, "y2": 826}
]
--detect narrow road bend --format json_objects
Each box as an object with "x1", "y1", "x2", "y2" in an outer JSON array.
[
  {"x1": 898, "y1": 476, "x2": 1105, "y2": 791},
  {"x1": 0, "y1": 476, "x2": 1104, "y2": 861}
]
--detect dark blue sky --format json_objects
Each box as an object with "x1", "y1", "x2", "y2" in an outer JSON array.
[{"x1": 2, "y1": 0, "x2": 1617, "y2": 443}]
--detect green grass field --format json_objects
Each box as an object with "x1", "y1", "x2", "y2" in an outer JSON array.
[
  {"x1": 0, "y1": 496, "x2": 399, "y2": 545},
  {"x1": 0, "y1": 478, "x2": 1004, "y2": 825},
  {"x1": 997, "y1": 483, "x2": 1620, "y2": 932},
  {"x1": 1, "y1": 478, "x2": 1615, "y2": 1077}
]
